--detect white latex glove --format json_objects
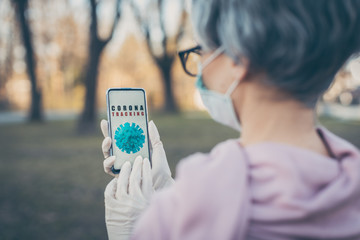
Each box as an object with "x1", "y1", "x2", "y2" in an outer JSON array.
[
  {"x1": 100, "y1": 119, "x2": 174, "y2": 190},
  {"x1": 104, "y1": 156, "x2": 153, "y2": 240},
  {"x1": 147, "y1": 120, "x2": 175, "y2": 190}
]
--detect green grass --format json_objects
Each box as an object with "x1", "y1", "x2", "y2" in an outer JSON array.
[{"x1": 0, "y1": 113, "x2": 359, "y2": 239}]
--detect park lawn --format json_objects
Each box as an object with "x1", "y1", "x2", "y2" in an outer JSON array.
[{"x1": 0, "y1": 113, "x2": 359, "y2": 239}]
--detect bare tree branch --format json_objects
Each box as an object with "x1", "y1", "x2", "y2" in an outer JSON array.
[
  {"x1": 129, "y1": 0, "x2": 153, "y2": 55},
  {"x1": 175, "y1": 10, "x2": 187, "y2": 48},
  {"x1": 128, "y1": 0, "x2": 187, "y2": 112},
  {"x1": 103, "y1": 0, "x2": 122, "y2": 44},
  {"x1": 89, "y1": 0, "x2": 99, "y2": 39},
  {"x1": 157, "y1": 0, "x2": 167, "y2": 56},
  {"x1": 78, "y1": 0, "x2": 123, "y2": 132}
]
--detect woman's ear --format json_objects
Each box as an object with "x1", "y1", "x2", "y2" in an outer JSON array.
[{"x1": 232, "y1": 57, "x2": 249, "y2": 82}]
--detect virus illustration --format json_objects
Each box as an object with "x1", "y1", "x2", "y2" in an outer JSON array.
[{"x1": 114, "y1": 122, "x2": 145, "y2": 154}]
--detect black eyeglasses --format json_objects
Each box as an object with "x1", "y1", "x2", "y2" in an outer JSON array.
[{"x1": 178, "y1": 45, "x2": 202, "y2": 77}]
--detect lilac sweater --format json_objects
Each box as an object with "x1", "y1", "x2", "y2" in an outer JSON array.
[{"x1": 132, "y1": 126, "x2": 360, "y2": 240}]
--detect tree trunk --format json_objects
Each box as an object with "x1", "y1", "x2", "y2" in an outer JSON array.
[
  {"x1": 156, "y1": 56, "x2": 178, "y2": 112},
  {"x1": 77, "y1": 0, "x2": 121, "y2": 134},
  {"x1": 15, "y1": 0, "x2": 43, "y2": 122},
  {"x1": 78, "y1": 38, "x2": 104, "y2": 133}
]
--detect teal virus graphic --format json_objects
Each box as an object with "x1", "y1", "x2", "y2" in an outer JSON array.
[{"x1": 114, "y1": 122, "x2": 145, "y2": 154}]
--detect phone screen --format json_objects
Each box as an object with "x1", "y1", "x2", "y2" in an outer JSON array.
[{"x1": 106, "y1": 88, "x2": 150, "y2": 172}]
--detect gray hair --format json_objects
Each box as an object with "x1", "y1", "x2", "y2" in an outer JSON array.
[{"x1": 191, "y1": 0, "x2": 360, "y2": 107}]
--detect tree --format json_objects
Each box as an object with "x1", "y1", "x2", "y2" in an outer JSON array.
[
  {"x1": 130, "y1": 0, "x2": 187, "y2": 112},
  {"x1": 78, "y1": 0, "x2": 121, "y2": 132},
  {"x1": 13, "y1": 0, "x2": 43, "y2": 122},
  {"x1": 78, "y1": 0, "x2": 122, "y2": 133},
  {"x1": 0, "y1": 6, "x2": 14, "y2": 110}
]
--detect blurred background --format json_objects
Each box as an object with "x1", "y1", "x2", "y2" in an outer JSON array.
[{"x1": 0, "y1": 0, "x2": 360, "y2": 239}]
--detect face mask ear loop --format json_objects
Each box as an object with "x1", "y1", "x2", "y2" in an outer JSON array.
[
  {"x1": 225, "y1": 78, "x2": 241, "y2": 96},
  {"x1": 201, "y1": 46, "x2": 226, "y2": 71}
]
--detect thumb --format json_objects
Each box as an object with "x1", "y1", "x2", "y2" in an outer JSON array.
[
  {"x1": 148, "y1": 121, "x2": 167, "y2": 170},
  {"x1": 148, "y1": 120, "x2": 162, "y2": 148}
]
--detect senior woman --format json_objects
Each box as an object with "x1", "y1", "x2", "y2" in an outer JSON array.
[{"x1": 100, "y1": 0, "x2": 360, "y2": 239}]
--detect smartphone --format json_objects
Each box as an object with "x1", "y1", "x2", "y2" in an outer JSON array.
[{"x1": 106, "y1": 88, "x2": 151, "y2": 174}]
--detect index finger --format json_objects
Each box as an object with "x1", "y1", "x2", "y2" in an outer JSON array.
[
  {"x1": 116, "y1": 161, "x2": 131, "y2": 198},
  {"x1": 100, "y1": 119, "x2": 109, "y2": 138}
]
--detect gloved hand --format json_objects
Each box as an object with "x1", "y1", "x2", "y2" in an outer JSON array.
[
  {"x1": 100, "y1": 119, "x2": 174, "y2": 190},
  {"x1": 104, "y1": 156, "x2": 153, "y2": 240},
  {"x1": 147, "y1": 120, "x2": 175, "y2": 190}
]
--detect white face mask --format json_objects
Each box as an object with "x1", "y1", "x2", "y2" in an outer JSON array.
[{"x1": 195, "y1": 47, "x2": 242, "y2": 131}]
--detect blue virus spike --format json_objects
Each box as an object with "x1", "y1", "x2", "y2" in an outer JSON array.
[{"x1": 114, "y1": 122, "x2": 146, "y2": 154}]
